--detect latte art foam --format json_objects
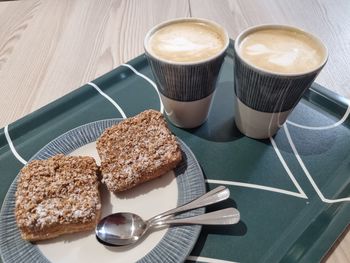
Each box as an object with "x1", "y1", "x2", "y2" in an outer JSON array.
[
  {"x1": 239, "y1": 29, "x2": 325, "y2": 74},
  {"x1": 147, "y1": 21, "x2": 225, "y2": 62}
]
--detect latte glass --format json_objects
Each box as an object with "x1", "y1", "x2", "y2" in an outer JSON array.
[
  {"x1": 234, "y1": 25, "x2": 328, "y2": 139},
  {"x1": 144, "y1": 18, "x2": 229, "y2": 128}
]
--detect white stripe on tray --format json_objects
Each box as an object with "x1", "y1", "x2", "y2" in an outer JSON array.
[
  {"x1": 87, "y1": 82, "x2": 127, "y2": 119},
  {"x1": 4, "y1": 125, "x2": 27, "y2": 165},
  {"x1": 121, "y1": 63, "x2": 164, "y2": 114},
  {"x1": 270, "y1": 136, "x2": 308, "y2": 198},
  {"x1": 187, "y1": 255, "x2": 239, "y2": 263},
  {"x1": 284, "y1": 124, "x2": 350, "y2": 203},
  {"x1": 287, "y1": 101, "x2": 350, "y2": 130},
  {"x1": 206, "y1": 135, "x2": 308, "y2": 199},
  {"x1": 206, "y1": 179, "x2": 307, "y2": 199}
]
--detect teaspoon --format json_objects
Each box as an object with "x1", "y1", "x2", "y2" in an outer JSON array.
[
  {"x1": 96, "y1": 207, "x2": 240, "y2": 246},
  {"x1": 96, "y1": 186, "x2": 238, "y2": 246}
]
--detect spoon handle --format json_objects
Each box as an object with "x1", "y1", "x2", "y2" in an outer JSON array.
[
  {"x1": 153, "y1": 208, "x2": 240, "y2": 226},
  {"x1": 149, "y1": 186, "x2": 229, "y2": 222}
]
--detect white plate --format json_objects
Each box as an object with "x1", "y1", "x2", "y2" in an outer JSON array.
[{"x1": 0, "y1": 119, "x2": 206, "y2": 263}]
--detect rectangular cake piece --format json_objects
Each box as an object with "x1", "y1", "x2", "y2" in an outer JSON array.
[
  {"x1": 15, "y1": 154, "x2": 101, "y2": 241},
  {"x1": 96, "y1": 110, "x2": 182, "y2": 192}
]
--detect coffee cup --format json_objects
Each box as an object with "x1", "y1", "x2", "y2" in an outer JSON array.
[
  {"x1": 234, "y1": 24, "x2": 328, "y2": 139},
  {"x1": 144, "y1": 18, "x2": 229, "y2": 128}
]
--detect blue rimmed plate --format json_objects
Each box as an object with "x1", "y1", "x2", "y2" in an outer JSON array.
[{"x1": 0, "y1": 119, "x2": 206, "y2": 263}]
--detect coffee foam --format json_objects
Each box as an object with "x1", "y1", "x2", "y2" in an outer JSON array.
[
  {"x1": 239, "y1": 29, "x2": 325, "y2": 74},
  {"x1": 147, "y1": 21, "x2": 226, "y2": 62}
]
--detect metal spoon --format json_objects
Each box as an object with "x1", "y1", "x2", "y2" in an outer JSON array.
[
  {"x1": 96, "y1": 186, "x2": 239, "y2": 246},
  {"x1": 96, "y1": 207, "x2": 240, "y2": 246},
  {"x1": 95, "y1": 186, "x2": 230, "y2": 246}
]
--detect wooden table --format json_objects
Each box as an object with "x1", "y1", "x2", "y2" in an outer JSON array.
[{"x1": 0, "y1": 0, "x2": 349, "y2": 262}]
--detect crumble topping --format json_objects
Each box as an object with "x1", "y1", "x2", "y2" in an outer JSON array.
[
  {"x1": 15, "y1": 154, "x2": 100, "y2": 231},
  {"x1": 96, "y1": 110, "x2": 181, "y2": 191}
]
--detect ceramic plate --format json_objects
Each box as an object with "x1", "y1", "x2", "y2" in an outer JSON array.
[{"x1": 0, "y1": 119, "x2": 206, "y2": 263}]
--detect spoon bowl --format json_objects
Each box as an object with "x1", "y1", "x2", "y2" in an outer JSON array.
[{"x1": 96, "y1": 213, "x2": 147, "y2": 246}]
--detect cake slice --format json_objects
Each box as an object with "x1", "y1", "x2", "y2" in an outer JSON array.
[
  {"x1": 15, "y1": 154, "x2": 101, "y2": 241},
  {"x1": 96, "y1": 110, "x2": 182, "y2": 192}
]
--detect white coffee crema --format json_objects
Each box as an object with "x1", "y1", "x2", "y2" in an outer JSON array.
[
  {"x1": 239, "y1": 29, "x2": 325, "y2": 74},
  {"x1": 147, "y1": 21, "x2": 225, "y2": 62}
]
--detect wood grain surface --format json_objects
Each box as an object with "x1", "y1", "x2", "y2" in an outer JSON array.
[{"x1": 0, "y1": 0, "x2": 349, "y2": 262}]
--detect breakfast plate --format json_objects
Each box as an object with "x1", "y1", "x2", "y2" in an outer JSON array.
[{"x1": 0, "y1": 119, "x2": 206, "y2": 263}]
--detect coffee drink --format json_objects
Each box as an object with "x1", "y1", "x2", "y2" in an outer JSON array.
[
  {"x1": 147, "y1": 21, "x2": 226, "y2": 63},
  {"x1": 238, "y1": 28, "x2": 325, "y2": 74},
  {"x1": 234, "y1": 25, "x2": 328, "y2": 139},
  {"x1": 144, "y1": 18, "x2": 229, "y2": 128}
]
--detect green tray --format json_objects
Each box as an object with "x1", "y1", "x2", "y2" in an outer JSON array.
[{"x1": 1, "y1": 41, "x2": 349, "y2": 263}]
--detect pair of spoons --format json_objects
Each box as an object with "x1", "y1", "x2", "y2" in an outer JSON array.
[{"x1": 96, "y1": 186, "x2": 240, "y2": 246}]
